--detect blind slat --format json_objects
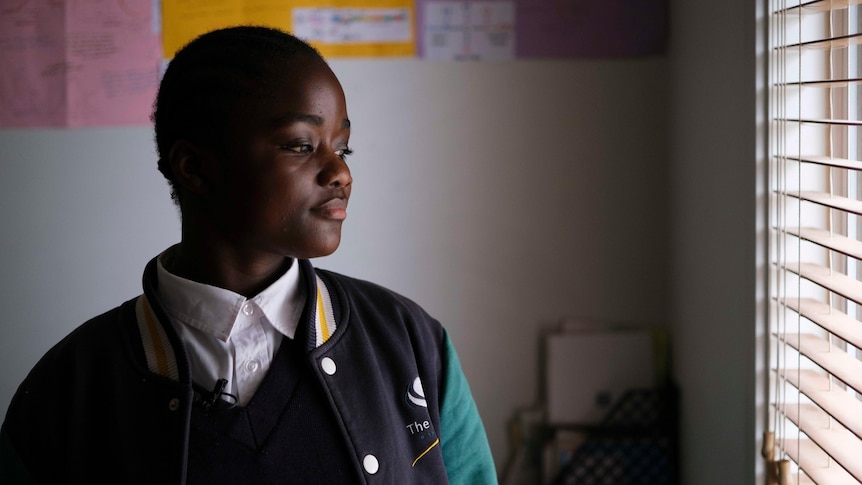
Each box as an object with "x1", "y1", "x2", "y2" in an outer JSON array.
[
  {"x1": 777, "y1": 0, "x2": 862, "y2": 14},
  {"x1": 783, "y1": 227, "x2": 862, "y2": 261},
  {"x1": 783, "y1": 438, "x2": 859, "y2": 485},
  {"x1": 783, "y1": 297, "x2": 862, "y2": 350},
  {"x1": 785, "y1": 191, "x2": 862, "y2": 216},
  {"x1": 781, "y1": 32, "x2": 862, "y2": 50},
  {"x1": 777, "y1": 118, "x2": 862, "y2": 127},
  {"x1": 786, "y1": 155, "x2": 862, "y2": 171},
  {"x1": 783, "y1": 403, "x2": 862, "y2": 481},
  {"x1": 778, "y1": 332, "x2": 862, "y2": 394},
  {"x1": 783, "y1": 368, "x2": 862, "y2": 441},
  {"x1": 785, "y1": 262, "x2": 862, "y2": 307},
  {"x1": 794, "y1": 78, "x2": 862, "y2": 87},
  {"x1": 798, "y1": 471, "x2": 817, "y2": 485}
]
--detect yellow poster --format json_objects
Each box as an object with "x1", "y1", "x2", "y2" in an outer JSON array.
[{"x1": 161, "y1": 0, "x2": 415, "y2": 58}]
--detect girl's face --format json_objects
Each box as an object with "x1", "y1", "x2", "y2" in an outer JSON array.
[{"x1": 202, "y1": 58, "x2": 353, "y2": 261}]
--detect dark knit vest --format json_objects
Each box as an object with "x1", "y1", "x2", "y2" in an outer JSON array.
[{"x1": 185, "y1": 335, "x2": 358, "y2": 484}]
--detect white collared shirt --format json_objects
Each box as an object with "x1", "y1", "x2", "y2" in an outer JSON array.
[{"x1": 155, "y1": 252, "x2": 305, "y2": 406}]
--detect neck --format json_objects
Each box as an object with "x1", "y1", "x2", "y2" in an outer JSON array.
[{"x1": 163, "y1": 240, "x2": 293, "y2": 299}]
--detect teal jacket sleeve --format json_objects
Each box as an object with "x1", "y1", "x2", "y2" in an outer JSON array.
[{"x1": 439, "y1": 331, "x2": 498, "y2": 485}]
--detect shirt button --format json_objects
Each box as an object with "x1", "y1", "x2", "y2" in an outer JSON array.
[
  {"x1": 245, "y1": 360, "x2": 260, "y2": 373},
  {"x1": 321, "y1": 357, "x2": 337, "y2": 375},
  {"x1": 363, "y1": 454, "x2": 379, "y2": 474},
  {"x1": 241, "y1": 303, "x2": 254, "y2": 316}
]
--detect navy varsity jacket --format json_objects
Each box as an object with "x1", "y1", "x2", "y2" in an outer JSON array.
[{"x1": 0, "y1": 257, "x2": 497, "y2": 484}]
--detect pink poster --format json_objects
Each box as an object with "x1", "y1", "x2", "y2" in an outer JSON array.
[{"x1": 0, "y1": 0, "x2": 160, "y2": 128}]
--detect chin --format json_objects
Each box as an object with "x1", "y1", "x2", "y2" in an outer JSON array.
[
  {"x1": 312, "y1": 246, "x2": 339, "y2": 258},
  {"x1": 299, "y1": 238, "x2": 341, "y2": 259}
]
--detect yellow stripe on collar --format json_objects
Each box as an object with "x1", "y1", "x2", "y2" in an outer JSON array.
[
  {"x1": 135, "y1": 295, "x2": 179, "y2": 381},
  {"x1": 314, "y1": 274, "x2": 336, "y2": 347}
]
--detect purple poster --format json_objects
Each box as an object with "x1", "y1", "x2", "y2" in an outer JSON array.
[{"x1": 416, "y1": 0, "x2": 667, "y2": 60}]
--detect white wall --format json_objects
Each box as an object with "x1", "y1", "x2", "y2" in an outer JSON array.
[
  {"x1": 668, "y1": 0, "x2": 762, "y2": 484},
  {"x1": 0, "y1": 57, "x2": 670, "y2": 473}
]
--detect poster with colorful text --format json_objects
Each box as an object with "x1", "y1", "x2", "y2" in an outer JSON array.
[{"x1": 162, "y1": 0, "x2": 415, "y2": 59}]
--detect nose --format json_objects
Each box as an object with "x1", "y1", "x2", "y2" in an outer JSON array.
[{"x1": 319, "y1": 150, "x2": 352, "y2": 188}]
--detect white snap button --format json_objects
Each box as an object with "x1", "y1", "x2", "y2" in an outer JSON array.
[
  {"x1": 245, "y1": 360, "x2": 259, "y2": 373},
  {"x1": 363, "y1": 454, "x2": 379, "y2": 474},
  {"x1": 321, "y1": 357, "x2": 336, "y2": 375},
  {"x1": 242, "y1": 303, "x2": 254, "y2": 316}
]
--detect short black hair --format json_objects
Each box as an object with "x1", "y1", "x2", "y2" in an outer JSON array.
[{"x1": 152, "y1": 26, "x2": 324, "y2": 199}]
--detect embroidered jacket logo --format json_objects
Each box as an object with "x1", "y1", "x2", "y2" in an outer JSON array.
[
  {"x1": 405, "y1": 376, "x2": 427, "y2": 408},
  {"x1": 402, "y1": 376, "x2": 440, "y2": 468}
]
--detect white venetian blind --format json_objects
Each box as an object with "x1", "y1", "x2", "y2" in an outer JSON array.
[{"x1": 769, "y1": 1, "x2": 862, "y2": 484}]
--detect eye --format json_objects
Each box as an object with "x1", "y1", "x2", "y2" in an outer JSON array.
[
  {"x1": 280, "y1": 143, "x2": 314, "y2": 154},
  {"x1": 335, "y1": 147, "x2": 354, "y2": 160}
]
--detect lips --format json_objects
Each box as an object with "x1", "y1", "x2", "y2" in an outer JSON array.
[{"x1": 312, "y1": 198, "x2": 348, "y2": 221}]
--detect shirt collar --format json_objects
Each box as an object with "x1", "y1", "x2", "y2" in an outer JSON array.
[{"x1": 155, "y1": 250, "x2": 304, "y2": 342}]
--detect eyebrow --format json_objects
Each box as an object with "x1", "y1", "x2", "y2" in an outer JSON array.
[{"x1": 271, "y1": 112, "x2": 351, "y2": 129}]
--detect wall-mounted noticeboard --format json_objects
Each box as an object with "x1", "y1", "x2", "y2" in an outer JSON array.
[{"x1": 0, "y1": 0, "x2": 667, "y2": 128}]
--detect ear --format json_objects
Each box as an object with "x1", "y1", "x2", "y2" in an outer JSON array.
[{"x1": 167, "y1": 139, "x2": 218, "y2": 195}]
